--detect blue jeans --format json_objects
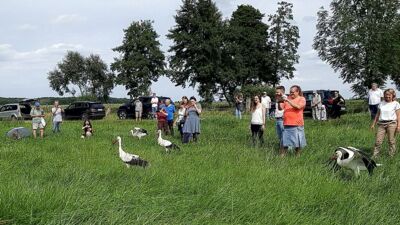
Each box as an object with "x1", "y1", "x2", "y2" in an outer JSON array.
[
  {"x1": 369, "y1": 104, "x2": 379, "y2": 120},
  {"x1": 235, "y1": 108, "x2": 242, "y2": 119},
  {"x1": 152, "y1": 106, "x2": 157, "y2": 118},
  {"x1": 52, "y1": 121, "x2": 61, "y2": 133},
  {"x1": 275, "y1": 119, "x2": 284, "y2": 146}
]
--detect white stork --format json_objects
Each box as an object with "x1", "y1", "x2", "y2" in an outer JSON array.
[
  {"x1": 112, "y1": 136, "x2": 148, "y2": 168},
  {"x1": 328, "y1": 146, "x2": 381, "y2": 176},
  {"x1": 157, "y1": 130, "x2": 180, "y2": 153},
  {"x1": 130, "y1": 127, "x2": 148, "y2": 139}
]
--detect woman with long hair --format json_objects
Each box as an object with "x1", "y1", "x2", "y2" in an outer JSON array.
[
  {"x1": 249, "y1": 95, "x2": 265, "y2": 146},
  {"x1": 280, "y1": 85, "x2": 307, "y2": 157}
]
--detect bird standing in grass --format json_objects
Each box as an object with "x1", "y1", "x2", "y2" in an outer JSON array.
[
  {"x1": 157, "y1": 130, "x2": 180, "y2": 152},
  {"x1": 130, "y1": 127, "x2": 148, "y2": 139},
  {"x1": 328, "y1": 147, "x2": 381, "y2": 176},
  {"x1": 112, "y1": 136, "x2": 148, "y2": 168}
]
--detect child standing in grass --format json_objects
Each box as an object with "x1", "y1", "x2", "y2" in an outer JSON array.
[
  {"x1": 81, "y1": 120, "x2": 93, "y2": 138},
  {"x1": 157, "y1": 108, "x2": 168, "y2": 134}
]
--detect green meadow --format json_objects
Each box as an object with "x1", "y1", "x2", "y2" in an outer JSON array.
[{"x1": 1, "y1": 110, "x2": 399, "y2": 224}]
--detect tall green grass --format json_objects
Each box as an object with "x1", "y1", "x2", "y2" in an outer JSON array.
[{"x1": 0, "y1": 112, "x2": 399, "y2": 224}]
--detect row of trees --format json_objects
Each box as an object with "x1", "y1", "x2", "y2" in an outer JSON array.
[{"x1": 48, "y1": 0, "x2": 299, "y2": 103}]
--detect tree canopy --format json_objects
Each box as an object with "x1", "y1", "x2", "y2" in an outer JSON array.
[
  {"x1": 112, "y1": 20, "x2": 165, "y2": 98},
  {"x1": 313, "y1": 0, "x2": 400, "y2": 97},
  {"x1": 48, "y1": 51, "x2": 115, "y2": 101}
]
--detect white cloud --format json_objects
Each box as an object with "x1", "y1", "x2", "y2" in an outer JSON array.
[
  {"x1": 0, "y1": 43, "x2": 84, "y2": 70},
  {"x1": 17, "y1": 24, "x2": 37, "y2": 31},
  {"x1": 51, "y1": 14, "x2": 87, "y2": 24}
]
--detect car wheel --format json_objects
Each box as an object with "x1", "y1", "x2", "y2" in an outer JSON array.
[
  {"x1": 11, "y1": 116, "x2": 17, "y2": 121},
  {"x1": 82, "y1": 113, "x2": 89, "y2": 120},
  {"x1": 118, "y1": 111, "x2": 127, "y2": 120}
]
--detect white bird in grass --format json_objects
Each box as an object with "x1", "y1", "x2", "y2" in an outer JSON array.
[
  {"x1": 328, "y1": 146, "x2": 381, "y2": 176},
  {"x1": 157, "y1": 130, "x2": 180, "y2": 153},
  {"x1": 112, "y1": 136, "x2": 148, "y2": 168},
  {"x1": 130, "y1": 127, "x2": 148, "y2": 139}
]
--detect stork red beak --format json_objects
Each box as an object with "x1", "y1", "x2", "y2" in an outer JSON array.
[
  {"x1": 330, "y1": 155, "x2": 337, "y2": 160},
  {"x1": 112, "y1": 139, "x2": 118, "y2": 145}
]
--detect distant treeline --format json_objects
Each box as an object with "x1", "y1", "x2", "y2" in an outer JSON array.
[{"x1": 0, "y1": 96, "x2": 130, "y2": 106}]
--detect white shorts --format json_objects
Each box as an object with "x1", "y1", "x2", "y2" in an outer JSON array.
[{"x1": 32, "y1": 122, "x2": 44, "y2": 130}]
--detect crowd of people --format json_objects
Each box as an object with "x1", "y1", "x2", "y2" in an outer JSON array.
[{"x1": 25, "y1": 84, "x2": 400, "y2": 158}]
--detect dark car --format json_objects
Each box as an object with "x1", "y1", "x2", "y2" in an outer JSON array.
[
  {"x1": 303, "y1": 90, "x2": 347, "y2": 117},
  {"x1": 64, "y1": 101, "x2": 106, "y2": 120},
  {"x1": 117, "y1": 96, "x2": 172, "y2": 120}
]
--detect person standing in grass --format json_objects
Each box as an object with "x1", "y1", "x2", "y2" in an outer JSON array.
[
  {"x1": 331, "y1": 91, "x2": 345, "y2": 119},
  {"x1": 175, "y1": 103, "x2": 187, "y2": 141},
  {"x1": 249, "y1": 95, "x2": 265, "y2": 147},
  {"x1": 182, "y1": 96, "x2": 201, "y2": 143},
  {"x1": 164, "y1": 99, "x2": 176, "y2": 136},
  {"x1": 370, "y1": 88, "x2": 400, "y2": 158},
  {"x1": 134, "y1": 99, "x2": 143, "y2": 122},
  {"x1": 51, "y1": 100, "x2": 63, "y2": 133},
  {"x1": 311, "y1": 91, "x2": 322, "y2": 120},
  {"x1": 261, "y1": 92, "x2": 271, "y2": 120},
  {"x1": 157, "y1": 108, "x2": 169, "y2": 134},
  {"x1": 280, "y1": 85, "x2": 306, "y2": 157},
  {"x1": 235, "y1": 93, "x2": 244, "y2": 119},
  {"x1": 368, "y1": 83, "x2": 384, "y2": 120},
  {"x1": 275, "y1": 86, "x2": 285, "y2": 150},
  {"x1": 30, "y1": 101, "x2": 45, "y2": 139},
  {"x1": 151, "y1": 93, "x2": 159, "y2": 119}
]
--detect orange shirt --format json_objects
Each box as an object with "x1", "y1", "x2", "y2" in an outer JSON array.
[{"x1": 281, "y1": 96, "x2": 306, "y2": 126}]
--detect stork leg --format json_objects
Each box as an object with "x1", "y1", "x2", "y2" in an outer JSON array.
[
  {"x1": 354, "y1": 167, "x2": 360, "y2": 177},
  {"x1": 126, "y1": 164, "x2": 130, "y2": 168}
]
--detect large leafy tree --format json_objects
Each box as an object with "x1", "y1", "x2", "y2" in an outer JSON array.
[
  {"x1": 167, "y1": 0, "x2": 224, "y2": 102},
  {"x1": 313, "y1": 0, "x2": 400, "y2": 96},
  {"x1": 268, "y1": 1, "x2": 300, "y2": 86},
  {"x1": 85, "y1": 54, "x2": 115, "y2": 101},
  {"x1": 48, "y1": 51, "x2": 115, "y2": 100},
  {"x1": 112, "y1": 20, "x2": 165, "y2": 98},
  {"x1": 221, "y1": 5, "x2": 271, "y2": 100}
]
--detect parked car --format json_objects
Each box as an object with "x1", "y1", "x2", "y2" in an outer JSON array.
[
  {"x1": 117, "y1": 96, "x2": 172, "y2": 120},
  {"x1": 303, "y1": 90, "x2": 347, "y2": 117},
  {"x1": 64, "y1": 101, "x2": 106, "y2": 120},
  {"x1": 0, "y1": 99, "x2": 35, "y2": 120}
]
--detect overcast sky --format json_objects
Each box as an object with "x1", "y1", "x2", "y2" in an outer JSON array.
[{"x1": 0, "y1": 0, "x2": 373, "y2": 100}]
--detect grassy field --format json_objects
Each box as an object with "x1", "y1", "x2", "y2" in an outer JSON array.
[{"x1": 1, "y1": 110, "x2": 400, "y2": 224}]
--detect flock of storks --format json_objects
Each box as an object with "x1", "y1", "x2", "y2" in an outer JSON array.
[{"x1": 111, "y1": 127, "x2": 381, "y2": 177}]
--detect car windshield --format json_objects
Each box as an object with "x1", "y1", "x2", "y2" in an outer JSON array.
[{"x1": 91, "y1": 103, "x2": 104, "y2": 109}]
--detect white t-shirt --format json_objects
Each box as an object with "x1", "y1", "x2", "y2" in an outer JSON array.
[
  {"x1": 51, "y1": 107, "x2": 62, "y2": 122},
  {"x1": 378, "y1": 101, "x2": 400, "y2": 121},
  {"x1": 151, "y1": 97, "x2": 159, "y2": 108},
  {"x1": 275, "y1": 103, "x2": 284, "y2": 118},
  {"x1": 368, "y1": 88, "x2": 383, "y2": 105},
  {"x1": 251, "y1": 105, "x2": 264, "y2": 125},
  {"x1": 261, "y1": 96, "x2": 271, "y2": 109}
]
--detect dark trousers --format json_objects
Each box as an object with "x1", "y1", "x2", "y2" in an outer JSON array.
[
  {"x1": 369, "y1": 104, "x2": 379, "y2": 120},
  {"x1": 167, "y1": 120, "x2": 174, "y2": 136},
  {"x1": 331, "y1": 104, "x2": 341, "y2": 119},
  {"x1": 251, "y1": 124, "x2": 264, "y2": 146},
  {"x1": 183, "y1": 132, "x2": 198, "y2": 143}
]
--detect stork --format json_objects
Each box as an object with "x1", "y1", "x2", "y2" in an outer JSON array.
[
  {"x1": 112, "y1": 136, "x2": 148, "y2": 168},
  {"x1": 328, "y1": 146, "x2": 381, "y2": 176},
  {"x1": 157, "y1": 130, "x2": 180, "y2": 153},
  {"x1": 130, "y1": 127, "x2": 148, "y2": 139}
]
